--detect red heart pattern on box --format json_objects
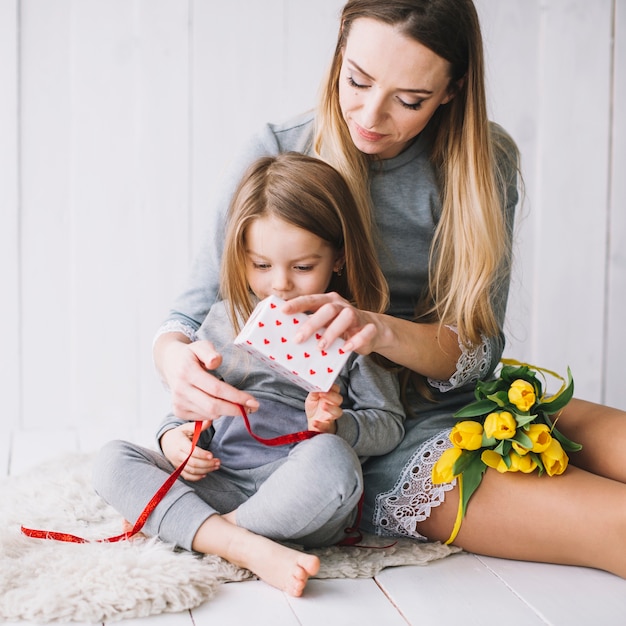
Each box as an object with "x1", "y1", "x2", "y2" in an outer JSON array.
[{"x1": 234, "y1": 295, "x2": 352, "y2": 392}]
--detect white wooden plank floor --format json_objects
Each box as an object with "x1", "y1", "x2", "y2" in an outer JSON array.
[{"x1": 5, "y1": 426, "x2": 626, "y2": 626}]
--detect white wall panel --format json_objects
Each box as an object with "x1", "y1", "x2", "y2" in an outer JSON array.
[
  {"x1": 479, "y1": 0, "x2": 617, "y2": 404},
  {"x1": 189, "y1": 0, "x2": 344, "y2": 253},
  {"x1": 532, "y1": 1, "x2": 612, "y2": 403},
  {"x1": 0, "y1": 0, "x2": 19, "y2": 429},
  {"x1": 606, "y1": 0, "x2": 626, "y2": 408},
  {"x1": 20, "y1": 0, "x2": 73, "y2": 427},
  {"x1": 476, "y1": 0, "x2": 541, "y2": 365},
  {"x1": 66, "y1": 0, "x2": 190, "y2": 427}
]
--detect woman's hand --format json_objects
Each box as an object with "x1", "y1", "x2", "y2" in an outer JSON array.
[
  {"x1": 282, "y1": 293, "x2": 382, "y2": 355},
  {"x1": 156, "y1": 334, "x2": 259, "y2": 422},
  {"x1": 160, "y1": 421, "x2": 218, "y2": 481},
  {"x1": 305, "y1": 384, "x2": 343, "y2": 433}
]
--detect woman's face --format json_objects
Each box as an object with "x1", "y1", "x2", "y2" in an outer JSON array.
[
  {"x1": 339, "y1": 17, "x2": 455, "y2": 159},
  {"x1": 244, "y1": 214, "x2": 343, "y2": 302}
]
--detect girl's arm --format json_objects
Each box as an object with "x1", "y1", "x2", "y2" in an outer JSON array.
[{"x1": 331, "y1": 355, "x2": 406, "y2": 458}]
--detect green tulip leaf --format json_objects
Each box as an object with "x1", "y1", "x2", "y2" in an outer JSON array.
[
  {"x1": 499, "y1": 364, "x2": 528, "y2": 380},
  {"x1": 513, "y1": 430, "x2": 533, "y2": 449},
  {"x1": 454, "y1": 399, "x2": 498, "y2": 418},
  {"x1": 459, "y1": 455, "x2": 487, "y2": 518},
  {"x1": 475, "y1": 378, "x2": 505, "y2": 397},
  {"x1": 515, "y1": 413, "x2": 537, "y2": 428},
  {"x1": 535, "y1": 367, "x2": 574, "y2": 414},
  {"x1": 494, "y1": 440, "x2": 506, "y2": 455},
  {"x1": 452, "y1": 450, "x2": 480, "y2": 476},
  {"x1": 486, "y1": 391, "x2": 509, "y2": 408},
  {"x1": 549, "y1": 424, "x2": 583, "y2": 452},
  {"x1": 533, "y1": 453, "x2": 545, "y2": 476},
  {"x1": 481, "y1": 433, "x2": 497, "y2": 447}
]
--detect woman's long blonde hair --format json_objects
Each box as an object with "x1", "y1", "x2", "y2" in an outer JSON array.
[
  {"x1": 315, "y1": 0, "x2": 519, "y2": 348},
  {"x1": 220, "y1": 152, "x2": 389, "y2": 333}
]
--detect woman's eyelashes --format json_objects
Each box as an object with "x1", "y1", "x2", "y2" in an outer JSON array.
[
  {"x1": 346, "y1": 74, "x2": 424, "y2": 110},
  {"x1": 398, "y1": 97, "x2": 424, "y2": 111},
  {"x1": 347, "y1": 73, "x2": 367, "y2": 89}
]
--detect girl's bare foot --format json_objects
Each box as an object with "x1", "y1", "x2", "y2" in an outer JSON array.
[
  {"x1": 232, "y1": 531, "x2": 320, "y2": 597},
  {"x1": 192, "y1": 515, "x2": 320, "y2": 596},
  {"x1": 121, "y1": 518, "x2": 146, "y2": 539}
]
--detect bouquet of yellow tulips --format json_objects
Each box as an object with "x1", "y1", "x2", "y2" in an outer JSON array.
[{"x1": 431, "y1": 359, "x2": 581, "y2": 543}]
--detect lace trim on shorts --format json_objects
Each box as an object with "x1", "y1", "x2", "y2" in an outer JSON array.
[
  {"x1": 373, "y1": 430, "x2": 455, "y2": 540},
  {"x1": 428, "y1": 327, "x2": 492, "y2": 392},
  {"x1": 152, "y1": 320, "x2": 198, "y2": 347}
]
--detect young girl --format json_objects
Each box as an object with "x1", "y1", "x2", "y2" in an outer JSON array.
[{"x1": 92, "y1": 152, "x2": 405, "y2": 597}]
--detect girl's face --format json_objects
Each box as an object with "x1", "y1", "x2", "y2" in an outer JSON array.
[
  {"x1": 339, "y1": 17, "x2": 455, "y2": 159},
  {"x1": 244, "y1": 214, "x2": 344, "y2": 301}
]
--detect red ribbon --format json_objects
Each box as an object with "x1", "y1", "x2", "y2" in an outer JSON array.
[{"x1": 21, "y1": 405, "x2": 321, "y2": 543}]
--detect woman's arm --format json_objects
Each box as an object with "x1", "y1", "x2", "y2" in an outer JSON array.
[{"x1": 283, "y1": 295, "x2": 461, "y2": 381}]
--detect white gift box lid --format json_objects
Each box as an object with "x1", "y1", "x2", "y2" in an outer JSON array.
[{"x1": 234, "y1": 295, "x2": 352, "y2": 392}]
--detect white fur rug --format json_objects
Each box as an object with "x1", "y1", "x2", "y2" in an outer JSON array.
[{"x1": 0, "y1": 453, "x2": 459, "y2": 623}]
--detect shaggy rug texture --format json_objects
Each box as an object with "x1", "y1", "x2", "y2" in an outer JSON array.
[{"x1": 0, "y1": 453, "x2": 459, "y2": 623}]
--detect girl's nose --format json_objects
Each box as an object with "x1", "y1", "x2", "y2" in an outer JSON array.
[{"x1": 272, "y1": 269, "x2": 292, "y2": 292}]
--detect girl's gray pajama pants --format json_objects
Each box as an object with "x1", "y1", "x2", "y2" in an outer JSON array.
[{"x1": 92, "y1": 433, "x2": 363, "y2": 551}]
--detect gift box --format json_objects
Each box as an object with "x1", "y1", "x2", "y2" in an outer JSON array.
[{"x1": 234, "y1": 295, "x2": 352, "y2": 392}]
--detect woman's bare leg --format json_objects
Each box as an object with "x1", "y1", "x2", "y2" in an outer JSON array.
[
  {"x1": 417, "y1": 465, "x2": 626, "y2": 577},
  {"x1": 192, "y1": 513, "x2": 320, "y2": 597},
  {"x1": 555, "y1": 398, "x2": 626, "y2": 481}
]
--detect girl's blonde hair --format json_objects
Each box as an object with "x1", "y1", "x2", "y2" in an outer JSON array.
[
  {"x1": 220, "y1": 152, "x2": 389, "y2": 332},
  {"x1": 315, "y1": 0, "x2": 519, "y2": 348}
]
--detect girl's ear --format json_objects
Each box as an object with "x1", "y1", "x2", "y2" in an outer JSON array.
[{"x1": 333, "y1": 250, "x2": 346, "y2": 273}]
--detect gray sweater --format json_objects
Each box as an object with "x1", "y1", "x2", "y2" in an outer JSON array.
[{"x1": 157, "y1": 300, "x2": 405, "y2": 470}]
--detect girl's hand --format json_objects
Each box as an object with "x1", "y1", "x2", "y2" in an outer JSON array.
[
  {"x1": 160, "y1": 421, "x2": 218, "y2": 481},
  {"x1": 283, "y1": 293, "x2": 381, "y2": 355},
  {"x1": 305, "y1": 384, "x2": 343, "y2": 433},
  {"x1": 158, "y1": 336, "x2": 259, "y2": 421}
]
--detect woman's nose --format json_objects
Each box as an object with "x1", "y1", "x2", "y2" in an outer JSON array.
[{"x1": 361, "y1": 90, "x2": 386, "y2": 128}]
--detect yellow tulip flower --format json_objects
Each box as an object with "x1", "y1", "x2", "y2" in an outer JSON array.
[
  {"x1": 481, "y1": 449, "x2": 509, "y2": 473},
  {"x1": 508, "y1": 451, "x2": 538, "y2": 473},
  {"x1": 484, "y1": 411, "x2": 517, "y2": 440},
  {"x1": 508, "y1": 379, "x2": 536, "y2": 412},
  {"x1": 450, "y1": 421, "x2": 484, "y2": 450},
  {"x1": 540, "y1": 438, "x2": 569, "y2": 476},
  {"x1": 431, "y1": 447, "x2": 463, "y2": 484},
  {"x1": 526, "y1": 423, "x2": 552, "y2": 453}
]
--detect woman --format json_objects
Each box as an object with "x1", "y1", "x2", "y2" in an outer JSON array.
[{"x1": 153, "y1": 0, "x2": 626, "y2": 577}]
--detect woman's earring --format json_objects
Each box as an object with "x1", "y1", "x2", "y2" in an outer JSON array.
[{"x1": 336, "y1": 265, "x2": 344, "y2": 277}]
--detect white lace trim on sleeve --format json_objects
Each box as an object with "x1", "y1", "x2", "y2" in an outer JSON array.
[
  {"x1": 427, "y1": 326, "x2": 492, "y2": 392},
  {"x1": 152, "y1": 320, "x2": 198, "y2": 347}
]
